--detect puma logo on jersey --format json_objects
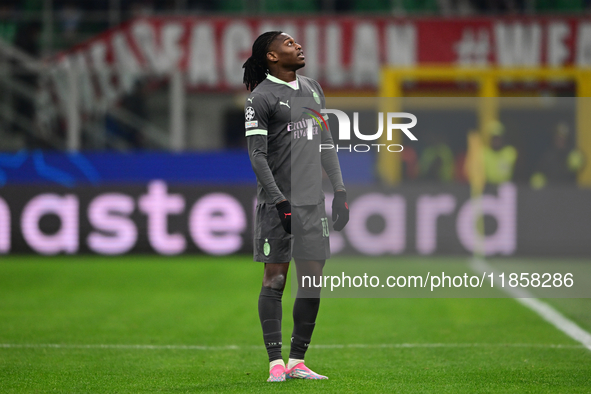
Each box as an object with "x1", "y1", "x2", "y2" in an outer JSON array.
[
  {"x1": 247, "y1": 97, "x2": 254, "y2": 103},
  {"x1": 280, "y1": 100, "x2": 290, "y2": 108}
]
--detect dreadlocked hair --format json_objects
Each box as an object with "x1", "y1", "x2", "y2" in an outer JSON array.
[{"x1": 243, "y1": 31, "x2": 283, "y2": 92}]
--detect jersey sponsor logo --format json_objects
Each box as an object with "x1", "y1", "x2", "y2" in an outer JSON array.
[
  {"x1": 247, "y1": 97, "x2": 254, "y2": 103},
  {"x1": 245, "y1": 106, "x2": 255, "y2": 121},
  {"x1": 303, "y1": 107, "x2": 328, "y2": 131},
  {"x1": 245, "y1": 121, "x2": 258, "y2": 128},
  {"x1": 289, "y1": 116, "x2": 320, "y2": 140},
  {"x1": 279, "y1": 100, "x2": 290, "y2": 108}
]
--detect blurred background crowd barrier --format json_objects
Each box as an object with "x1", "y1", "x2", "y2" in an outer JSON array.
[{"x1": 0, "y1": 0, "x2": 589, "y2": 256}]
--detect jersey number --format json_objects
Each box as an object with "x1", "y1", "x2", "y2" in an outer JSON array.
[{"x1": 321, "y1": 217, "x2": 330, "y2": 238}]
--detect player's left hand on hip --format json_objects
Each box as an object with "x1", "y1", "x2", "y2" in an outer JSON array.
[{"x1": 332, "y1": 191, "x2": 349, "y2": 231}]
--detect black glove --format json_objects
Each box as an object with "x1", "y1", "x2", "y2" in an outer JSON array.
[
  {"x1": 276, "y1": 200, "x2": 291, "y2": 234},
  {"x1": 332, "y1": 191, "x2": 349, "y2": 231}
]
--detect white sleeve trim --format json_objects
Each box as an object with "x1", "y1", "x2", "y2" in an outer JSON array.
[{"x1": 245, "y1": 129, "x2": 268, "y2": 136}]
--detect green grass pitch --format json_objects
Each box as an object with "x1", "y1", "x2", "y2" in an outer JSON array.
[{"x1": 1, "y1": 255, "x2": 590, "y2": 393}]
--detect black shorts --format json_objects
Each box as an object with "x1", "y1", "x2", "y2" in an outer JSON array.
[{"x1": 253, "y1": 201, "x2": 331, "y2": 263}]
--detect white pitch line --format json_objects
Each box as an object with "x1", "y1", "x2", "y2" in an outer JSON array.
[
  {"x1": 0, "y1": 343, "x2": 585, "y2": 350},
  {"x1": 0, "y1": 344, "x2": 248, "y2": 351},
  {"x1": 471, "y1": 257, "x2": 591, "y2": 351},
  {"x1": 311, "y1": 343, "x2": 583, "y2": 349}
]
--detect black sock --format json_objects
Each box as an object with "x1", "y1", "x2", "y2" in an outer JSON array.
[
  {"x1": 290, "y1": 292, "x2": 320, "y2": 360},
  {"x1": 258, "y1": 286, "x2": 283, "y2": 362}
]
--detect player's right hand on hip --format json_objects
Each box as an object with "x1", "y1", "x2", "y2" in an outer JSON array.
[{"x1": 276, "y1": 200, "x2": 292, "y2": 234}]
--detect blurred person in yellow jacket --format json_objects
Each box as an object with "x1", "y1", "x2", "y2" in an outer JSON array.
[
  {"x1": 530, "y1": 123, "x2": 585, "y2": 189},
  {"x1": 483, "y1": 121, "x2": 517, "y2": 185}
]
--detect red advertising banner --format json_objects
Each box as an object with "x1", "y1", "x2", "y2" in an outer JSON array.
[{"x1": 49, "y1": 16, "x2": 591, "y2": 110}]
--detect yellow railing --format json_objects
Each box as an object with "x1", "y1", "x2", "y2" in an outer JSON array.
[{"x1": 379, "y1": 66, "x2": 591, "y2": 187}]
